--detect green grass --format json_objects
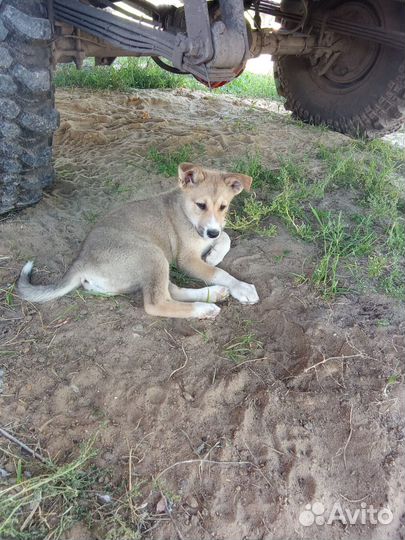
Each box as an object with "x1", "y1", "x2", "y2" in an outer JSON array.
[
  {"x1": 226, "y1": 153, "x2": 279, "y2": 236},
  {"x1": 146, "y1": 137, "x2": 404, "y2": 299},
  {"x1": 228, "y1": 194, "x2": 271, "y2": 229},
  {"x1": 223, "y1": 332, "x2": 263, "y2": 364},
  {"x1": 170, "y1": 263, "x2": 202, "y2": 288},
  {"x1": 147, "y1": 140, "x2": 404, "y2": 299},
  {"x1": 233, "y1": 141, "x2": 405, "y2": 299},
  {"x1": 82, "y1": 210, "x2": 99, "y2": 224},
  {"x1": 55, "y1": 55, "x2": 404, "y2": 300},
  {"x1": 317, "y1": 140, "x2": 403, "y2": 220},
  {"x1": 55, "y1": 58, "x2": 280, "y2": 100},
  {"x1": 148, "y1": 145, "x2": 196, "y2": 177},
  {"x1": 103, "y1": 178, "x2": 133, "y2": 197},
  {"x1": 0, "y1": 438, "x2": 149, "y2": 540},
  {"x1": 233, "y1": 153, "x2": 281, "y2": 191},
  {"x1": 309, "y1": 209, "x2": 347, "y2": 297},
  {"x1": 1, "y1": 284, "x2": 15, "y2": 307}
]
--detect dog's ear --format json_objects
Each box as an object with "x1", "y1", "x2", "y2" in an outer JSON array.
[
  {"x1": 223, "y1": 173, "x2": 252, "y2": 194},
  {"x1": 178, "y1": 163, "x2": 204, "y2": 189}
]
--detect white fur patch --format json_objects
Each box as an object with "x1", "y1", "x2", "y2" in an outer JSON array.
[
  {"x1": 192, "y1": 302, "x2": 221, "y2": 319},
  {"x1": 229, "y1": 281, "x2": 260, "y2": 304},
  {"x1": 82, "y1": 275, "x2": 113, "y2": 294},
  {"x1": 205, "y1": 232, "x2": 231, "y2": 266},
  {"x1": 21, "y1": 260, "x2": 34, "y2": 276}
]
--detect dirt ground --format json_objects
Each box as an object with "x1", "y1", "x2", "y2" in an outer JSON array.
[{"x1": 1, "y1": 88, "x2": 405, "y2": 540}]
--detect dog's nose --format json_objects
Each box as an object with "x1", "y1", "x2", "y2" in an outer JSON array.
[{"x1": 207, "y1": 229, "x2": 220, "y2": 239}]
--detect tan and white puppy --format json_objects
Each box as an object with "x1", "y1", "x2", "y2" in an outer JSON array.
[{"x1": 18, "y1": 163, "x2": 259, "y2": 319}]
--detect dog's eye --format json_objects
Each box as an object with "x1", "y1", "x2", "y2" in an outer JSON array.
[
  {"x1": 196, "y1": 202, "x2": 207, "y2": 211},
  {"x1": 220, "y1": 204, "x2": 227, "y2": 211}
]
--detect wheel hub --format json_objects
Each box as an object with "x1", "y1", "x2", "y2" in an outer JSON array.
[{"x1": 315, "y1": 1, "x2": 380, "y2": 87}]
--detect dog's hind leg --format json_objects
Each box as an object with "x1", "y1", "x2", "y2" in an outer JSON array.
[
  {"x1": 143, "y1": 258, "x2": 221, "y2": 319},
  {"x1": 169, "y1": 283, "x2": 229, "y2": 303},
  {"x1": 145, "y1": 299, "x2": 220, "y2": 319}
]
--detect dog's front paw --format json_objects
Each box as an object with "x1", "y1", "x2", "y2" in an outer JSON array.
[
  {"x1": 230, "y1": 281, "x2": 259, "y2": 305},
  {"x1": 193, "y1": 302, "x2": 221, "y2": 319},
  {"x1": 204, "y1": 233, "x2": 231, "y2": 267},
  {"x1": 206, "y1": 286, "x2": 230, "y2": 303},
  {"x1": 205, "y1": 249, "x2": 224, "y2": 267}
]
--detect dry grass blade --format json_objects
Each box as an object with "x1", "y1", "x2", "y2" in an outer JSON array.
[
  {"x1": 304, "y1": 353, "x2": 363, "y2": 372},
  {"x1": 343, "y1": 404, "x2": 354, "y2": 469},
  {"x1": 0, "y1": 428, "x2": 48, "y2": 464},
  {"x1": 169, "y1": 343, "x2": 189, "y2": 380},
  {"x1": 154, "y1": 457, "x2": 262, "y2": 484},
  {"x1": 0, "y1": 438, "x2": 96, "y2": 539}
]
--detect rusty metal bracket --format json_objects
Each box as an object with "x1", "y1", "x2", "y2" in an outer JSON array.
[
  {"x1": 53, "y1": 0, "x2": 249, "y2": 82},
  {"x1": 183, "y1": 0, "x2": 214, "y2": 64}
]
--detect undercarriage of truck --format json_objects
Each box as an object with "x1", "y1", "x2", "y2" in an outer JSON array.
[
  {"x1": 52, "y1": 0, "x2": 405, "y2": 84},
  {"x1": 1, "y1": 0, "x2": 405, "y2": 213}
]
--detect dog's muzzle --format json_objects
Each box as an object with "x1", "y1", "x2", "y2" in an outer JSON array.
[
  {"x1": 197, "y1": 226, "x2": 221, "y2": 239},
  {"x1": 207, "y1": 229, "x2": 220, "y2": 239}
]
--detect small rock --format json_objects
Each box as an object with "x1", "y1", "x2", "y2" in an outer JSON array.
[
  {"x1": 186, "y1": 495, "x2": 199, "y2": 509},
  {"x1": 0, "y1": 468, "x2": 10, "y2": 478},
  {"x1": 4, "y1": 461, "x2": 14, "y2": 473},
  {"x1": 102, "y1": 452, "x2": 114, "y2": 463},
  {"x1": 97, "y1": 493, "x2": 112, "y2": 504},
  {"x1": 133, "y1": 323, "x2": 144, "y2": 333},
  {"x1": 156, "y1": 496, "x2": 167, "y2": 513},
  {"x1": 182, "y1": 391, "x2": 194, "y2": 402}
]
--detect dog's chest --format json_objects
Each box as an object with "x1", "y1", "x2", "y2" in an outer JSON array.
[
  {"x1": 178, "y1": 235, "x2": 212, "y2": 259},
  {"x1": 198, "y1": 237, "x2": 214, "y2": 256}
]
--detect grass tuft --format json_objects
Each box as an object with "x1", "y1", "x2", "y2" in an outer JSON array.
[
  {"x1": 0, "y1": 437, "x2": 150, "y2": 540},
  {"x1": 227, "y1": 195, "x2": 273, "y2": 235},
  {"x1": 1, "y1": 439, "x2": 96, "y2": 539},
  {"x1": 223, "y1": 332, "x2": 263, "y2": 364},
  {"x1": 148, "y1": 145, "x2": 196, "y2": 177},
  {"x1": 232, "y1": 142, "x2": 405, "y2": 299},
  {"x1": 55, "y1": 58, "x2": 280, "y2": 100},
  {"x1": 170, "y1": 264, "x2": 202, "y2": 288}
]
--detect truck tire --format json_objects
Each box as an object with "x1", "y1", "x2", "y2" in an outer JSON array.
[
  {"x1": 274, "y1": 0, "x2": 405, "y2": 138},
  {"x1": 0, "y1": 0, "x2": 57, "y2": 214}
]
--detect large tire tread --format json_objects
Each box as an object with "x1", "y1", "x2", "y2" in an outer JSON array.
[
  {"x1": 274, "y1": 0, "x2": 405, "y2": 139},
  {"x1": 0, "y1": 0, "x2": 57, "y2": 214}
]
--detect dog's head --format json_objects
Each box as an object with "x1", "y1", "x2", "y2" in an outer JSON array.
[{"x1": 178, "y1": 162, "x2": 252, "y2": 240}]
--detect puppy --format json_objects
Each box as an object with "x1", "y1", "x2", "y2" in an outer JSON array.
[{"x1": 18, "y1": 163, "x2": 259, "y2": 318}]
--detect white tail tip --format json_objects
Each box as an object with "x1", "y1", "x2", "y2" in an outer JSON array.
[{"x1": 21, "y1": 260, "x2": 34, "y2": 276}]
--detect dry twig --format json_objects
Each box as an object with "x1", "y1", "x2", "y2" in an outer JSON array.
[
  {"x1": 0, "y1": 428, "x2": 48, "y2": 464},
  {"x1": 169, "y1": 343, "x2": 189, "y2": 380},
  {"x1": 343, "y1": 404, "x2": 354, "y2": 469}
]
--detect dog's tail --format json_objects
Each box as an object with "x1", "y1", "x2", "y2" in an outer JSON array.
[{"x1": 17, "y1": 261, "x2": 81, "y2": 303}]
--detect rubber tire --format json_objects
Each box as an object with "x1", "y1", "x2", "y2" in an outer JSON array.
[
  {"x1": 274, "y1": 0, "x2": 405, "y2": 138},
  {"x1": 0, "y1": 0, "x2": 58, "y2": 214}
]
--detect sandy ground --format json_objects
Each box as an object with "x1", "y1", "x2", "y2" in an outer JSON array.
[{"x1": 1, "y1": 88, "x2": 404, "y2": 540}]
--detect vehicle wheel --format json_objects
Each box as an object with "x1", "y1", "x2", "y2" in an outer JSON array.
[
  {"x1": 274, "y1": 0, "x2": 405, "y2": 138},
  {"x1": 0, "y1": 0, "x2": 58, "y2": 214}
]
